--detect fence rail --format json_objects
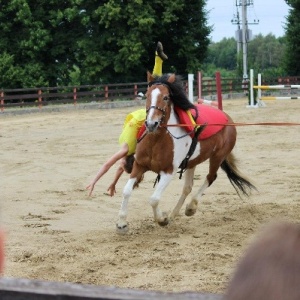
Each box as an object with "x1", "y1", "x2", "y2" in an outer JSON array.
[
  {"x1": 2, "y1": 75, "x2": 295, "y2": 112},
  {"x1": 0, "y1": 277, "x2": 222, "y2": 300},
  {"x1": 0, "y1": 82, "x2": 149, "y2": 111}
]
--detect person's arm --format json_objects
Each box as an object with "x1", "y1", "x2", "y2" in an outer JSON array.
[
  {"x1": 86, "y1": 143, "x2": 129, "y2": 197},
  {"x1": 107, "y1": 163, "x2": 125, "y2": 197}
]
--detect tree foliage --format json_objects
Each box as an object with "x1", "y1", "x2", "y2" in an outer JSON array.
[
  {"x1": 247, "y1": 34, "x2": 286, "y2": 77},
  {"x1": 202, "y1": 34, "x2": 287, "y2": 78},
  {"x1": 284, "y1": 0, "x2": 300, "y2": 75},
  {"x1": 0, "y1": 0, "x2": 211, "y2": 88}
]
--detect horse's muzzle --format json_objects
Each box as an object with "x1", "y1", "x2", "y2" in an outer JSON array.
[{"x1": 145, "y1": 121, "x2": 159, "y2": 133}]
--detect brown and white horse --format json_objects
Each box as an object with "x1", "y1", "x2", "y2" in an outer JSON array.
[{"x1": 116, "y1": 73, "x2": 256, "y2": 233}]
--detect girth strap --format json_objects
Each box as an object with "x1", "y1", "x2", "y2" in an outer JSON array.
[
  {"x1": 177, "y1": 124, "x2": 207, "y2": 179},
  {"x1": 153, "y1": 124, "x2": 207, "y2": 187}
]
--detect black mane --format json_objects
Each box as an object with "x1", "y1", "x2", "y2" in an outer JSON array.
[{"x1": 150, "y1": 74, "x2": 196, "y2": 111}]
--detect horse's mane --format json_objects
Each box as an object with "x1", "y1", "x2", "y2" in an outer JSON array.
[{"x1": 151, "y1": 74, "x2": 196, "y2": 111}]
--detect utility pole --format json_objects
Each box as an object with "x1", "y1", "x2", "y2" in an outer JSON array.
[
  {"x1": 231, "y1": 1, "x2": 259, "y2": 83},
  {"x1": 241, "y1": 0, "x2": 248, "y2": 80}
]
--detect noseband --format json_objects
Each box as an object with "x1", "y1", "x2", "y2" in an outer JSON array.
[
  {"x1": 146, "y1": 105, "x2": 167, "y2": 123},
  {"x1": 146, "y1": 81, "x2": 171, "y2": 125}
]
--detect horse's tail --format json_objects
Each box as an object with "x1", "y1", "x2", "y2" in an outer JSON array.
[{"x1": 221, "y1": 153, "x2": 257, "y2": 197}]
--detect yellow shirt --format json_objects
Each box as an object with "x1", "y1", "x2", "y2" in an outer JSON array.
[{"x1": 118, "y1": 109, "x2": 146, "y2": 155}]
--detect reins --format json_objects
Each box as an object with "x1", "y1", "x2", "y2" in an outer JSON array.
[
  {"x1": 165, "y1": 127, "x2": 194, "y2": 139},
  {"x1": 162, "y1": 122, "x2": 300, "y2": 127}
]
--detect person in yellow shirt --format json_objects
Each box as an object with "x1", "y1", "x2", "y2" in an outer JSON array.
[{"x1": 86, "y1": 42, "x2": 167, "y2": 197}]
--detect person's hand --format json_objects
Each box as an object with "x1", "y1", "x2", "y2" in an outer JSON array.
[
  {"x1": 86, "y1": 182, "x2": 95, "y2": 197},
  {"x1": 107, "y1": 184, "x2": 116, "y2": 197}
]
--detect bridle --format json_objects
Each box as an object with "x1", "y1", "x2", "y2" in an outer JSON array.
[
  {"x1": 146, "y1": 104, "x2": 167, "y2": 124},
  {"x1": 146, "y1": 81, "x2": 171, "y2": 126}
]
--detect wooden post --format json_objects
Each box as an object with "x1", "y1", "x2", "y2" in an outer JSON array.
[
  {"x1": 73, "y1": 87, "x2": 77, "y2": 106},
  {"x1": 215, "y1": 71, "x2": 223, "y2": 111},
  {"x1": 105, "y1": 85, "x2": 108, "y2": 101},
  {"x1": 38, "y1": 89, "x2": 42, "y2": 109},
  {"x1": 0, "y1": 91, "x2": 4, "y2": 112},
  {"x1": 134, "y1": 84, "x2": 138, "y2": 97},
  {"x1": 197, "y1": 71, "x2": 202, "y2": 100}
]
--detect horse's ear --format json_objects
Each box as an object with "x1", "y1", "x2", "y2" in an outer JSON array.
[
  {"x1": 147, "y1": 71, "x2": 154, "y2": 83},
  {"x1": 167, "y1": 74, "x2": 176, "y2": 83}
]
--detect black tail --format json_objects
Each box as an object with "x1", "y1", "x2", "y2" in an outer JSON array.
[{"x1": 221, "y1": 153, "x2": 257, "y2": 197}]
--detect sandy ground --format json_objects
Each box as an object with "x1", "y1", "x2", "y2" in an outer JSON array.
[{"x1": 1, "y1": 98, "x2": 300, "y2": 294}]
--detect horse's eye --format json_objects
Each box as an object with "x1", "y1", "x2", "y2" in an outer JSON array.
[{"x1": 163, "y1": 96, "x2": 169, "y2": 101}]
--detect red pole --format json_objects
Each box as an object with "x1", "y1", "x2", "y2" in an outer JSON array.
[
  {"x1": 38, "y1": 89, "x2": 42, "y2": 109},
  {"x1": 0, "y1": 91, "x2": 4, "y2": 112},
  {"x1": 73, "y1": 87, "x2": 77, "y2": 106},
  {"x1": 105, "y1": 86, "x2": 108, "y2": 101},
  {"x1": 215, "y1": 71, "x2": 223, "y2": 110},
  {"x1": 134, "y1": 84, "x2": 138, "y2": 97}
]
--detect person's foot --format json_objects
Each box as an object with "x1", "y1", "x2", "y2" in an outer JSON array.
[{"x1": 156, "y1": 41, "x2": 168, "y2": 60}]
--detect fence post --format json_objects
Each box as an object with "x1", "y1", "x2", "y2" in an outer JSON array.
[
  {"x1": 73, "y1": 87, "x2": 77, "y2": 106},
  {"x1": 38, "y1": 89, "x2": 42, "y2": 109},
  {"x1": 134, "y1": 84, "x2": 138, "y2": 97},
  {"x1": 215, "y1": 71, "x2": 223, "y2": 110},
  {"x1": 105, "y1": 86, "x2": 108, "y2": 101},
  {"x1": 188, "y1": 74, "x2": 194, "y2": 103},
  {"x1": 197, "y1": 71, "x2": 202, "y2": 100},
  {"x1": 0, "y1": 91, "x2": 4, "y2": 112}
]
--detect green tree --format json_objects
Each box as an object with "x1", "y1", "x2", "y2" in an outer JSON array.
[
  {"x1": 202, "y1": 37, "x2": 239, "y2": 77},
  {"x1": 0, "y1": 0, "x2": 50, "y2": 88},
  {"x1": 247, "y1": 34, "x2": 286, "y2": 77},
  {"x1": 81, "y1": 0, "x2": 211, "y2": 83},
  {"x1": 202, "y1": 34, "x2": 287, "y2": 78},
  {"x1": 0, "y1": 0, "x2": 84, "y2": 87},
  {"x1": 0, "y1": 0, "x2": 211, "y2": 88},
  {"x1": 284, "y1": 0, "x2": 300, "y2": 75}
]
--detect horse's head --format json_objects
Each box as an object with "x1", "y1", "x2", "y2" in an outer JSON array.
[{"x1": 145, "y1": 72, "x2": 175, "y2": 133}]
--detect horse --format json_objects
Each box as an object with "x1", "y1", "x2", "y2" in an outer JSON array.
[{"x1": 116, "y1": 72, "x2": 256, "y2": 233}]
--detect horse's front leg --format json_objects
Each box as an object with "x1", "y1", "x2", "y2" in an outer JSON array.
[
  {"x1": 169, "y1": 167, "x2": 195, "y2": 220},
  {"x1": 149, "y1": 172, "x2": 173, "y2": 226},
  {"x1": 116, "y1": 178, "x2": 136, "y2": 234}
]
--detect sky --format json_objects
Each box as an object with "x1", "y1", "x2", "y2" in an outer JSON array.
[{"x1": 206, "y1": 0, "x2": 290, "y2": 42}]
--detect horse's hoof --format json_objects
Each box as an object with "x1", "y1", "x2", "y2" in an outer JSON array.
[
  {"x1": 116, "y1": 223, "x2": 129, "y2": 234},
  {"x1": 185, "y1": 207, "x2": 196, "y2": 216},
  {"x1": 158, "y1": 218, "x2": 169, "y2": 226}
]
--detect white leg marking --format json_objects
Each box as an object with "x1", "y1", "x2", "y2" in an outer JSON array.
[
  {"x1": 149, "y1": 172, "x2": 173, "y2": 225},
  {"x1": 185, "y1": 178, "x2": 209, "y2": 216},
  {"x1": 170, "y1": 167, "x2": 195, "y2": 219},
  {"x1": 116, "y1": 178, "x2": 136, "y2": 234}
]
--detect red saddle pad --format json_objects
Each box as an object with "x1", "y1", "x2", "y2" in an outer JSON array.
[{"x1": 175, "y1": 104, "x2": 228, "y2": 140}]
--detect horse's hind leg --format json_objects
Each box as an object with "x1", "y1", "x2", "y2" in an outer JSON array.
[
  {"x1": 169, "y1": 167, "x2": 195, "y2": 220},
  {"x1": 185, "y1": 157, "x2": 220, "y2": 216}
]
